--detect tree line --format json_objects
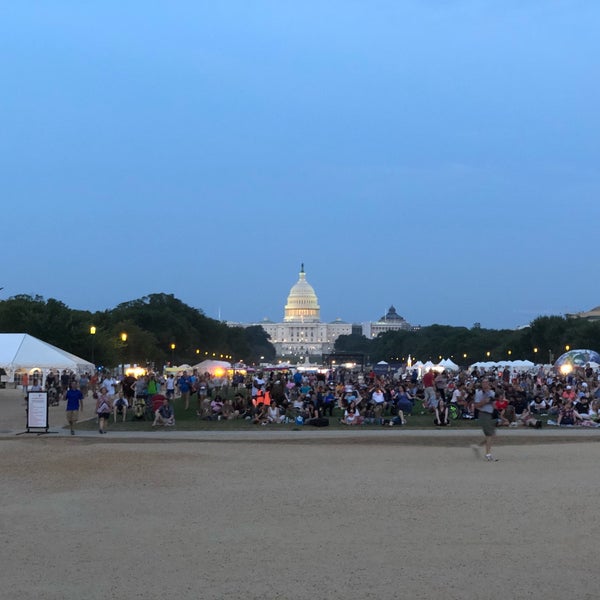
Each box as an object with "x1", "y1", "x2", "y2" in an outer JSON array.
[
  {"x1": 2, "y1": 294, "x2": 598, "y2": 370},
  {"x1": 333, "y1": 316, "x2": 600, "y2": 366},
  {"x1": 0, "y1": 293, "x2": 276, "y2": 369}
]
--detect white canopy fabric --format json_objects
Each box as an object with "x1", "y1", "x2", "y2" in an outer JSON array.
[
  {"x1": 438, "y1": 358, "x2": 460, "y2": 371},
  {"x1": 0, "y1": 333, "x2": 94, "y2": 373},
  {"x1": 470, "y1": 359, "x2": 536, "y2": 372},
  {"x1": 192, "y1": 359, "x2": 232, "y2": 375}
]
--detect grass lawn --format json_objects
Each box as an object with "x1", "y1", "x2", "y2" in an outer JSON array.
[{"x1": 76, "y1": 394, "x2": 497, "y2": 432}]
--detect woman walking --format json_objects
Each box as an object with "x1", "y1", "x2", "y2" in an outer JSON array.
[{"x1": 96, "y1": 386, "x2": 113, "y2": 434}]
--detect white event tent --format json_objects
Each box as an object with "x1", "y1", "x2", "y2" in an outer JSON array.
[
  {"x1": 470, "y1": 359, "x2": 535, "y2": 372},
  {"x1": 0, "y1": 333, "x2": 95, "y2": 382},
  {"x1": 192, "y1": 359, "x2": 232, "y2": 376}
]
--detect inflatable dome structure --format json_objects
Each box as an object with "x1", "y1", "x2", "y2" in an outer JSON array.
[{"x1": 554, "y1": 349, "x2": 600, "y2": 374}]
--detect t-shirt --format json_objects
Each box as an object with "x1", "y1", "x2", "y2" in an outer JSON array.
[
  {"x1": 423, "y1": 371, "x2": 435, "y2": 387},
  {"x1": 101, "y1": 378, "x2": 117, "y2": 396},
  {"x1": 494, "y1": 399, "x2": 509, "y2": 411},
  {"x1": 158, "y1": 404, "x2": 174, "y2": 419},
  {"x1": 65, "y1": 389, "x2": 83, "y2": 411},
  {"x1": 475, "y1": 389, "x2": 495, "y2": 414},
  {"x1": 178, "y1": 376, "x2": 191, "y2": 392},
  {"x1": 372, "y1": 391, "x2": 385, "y2": 404}
]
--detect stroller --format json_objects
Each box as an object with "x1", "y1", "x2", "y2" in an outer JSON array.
[
  {"x1": 47, "y1": 385, "x2": 60, "y2": 407},
  {"x1": 133, "y1": 395, "x2": 147, "y2": 420}
]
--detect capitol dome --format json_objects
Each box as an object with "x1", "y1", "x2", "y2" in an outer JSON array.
[{"x1": 284, "y1": 264, "x2": 320, "y2": 322}]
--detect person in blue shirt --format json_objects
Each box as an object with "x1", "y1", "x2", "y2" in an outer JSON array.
[
  {"x1": 153, "y1": 397, "x2": 175, "y2": 427},
  {"x1": 65, "y1": 381, "x2": 84, "y2": 435},
  {"x1": 177, "y1": 371, "x2": 191, "y2": 410},
  {"x1": 322, "y1": 389, "x2": 336, "y2": 417}
]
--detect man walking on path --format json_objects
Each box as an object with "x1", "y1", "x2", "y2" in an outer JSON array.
[
  {"x1": 471, "y1": 379, "x2": 497, "y2": 461},
  {"x1": 65, "y1": 381, "x2": 83, "y2": 435}
]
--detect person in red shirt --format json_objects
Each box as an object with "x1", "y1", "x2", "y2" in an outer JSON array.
[
  {"x1": 494, "y1": 393, "x2": 511, "y2": 427},
  {"x1": 422, "y1": 369, "x2": 436, "y2": 410}
]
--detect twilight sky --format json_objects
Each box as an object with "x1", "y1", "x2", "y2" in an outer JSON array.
[{"x1": 2, "y1": 1, "x2": 599, "y2": 329}]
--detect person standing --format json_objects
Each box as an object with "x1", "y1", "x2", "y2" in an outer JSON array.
[
  {"x1": 96, "y1": 386, "x2": 113, "y2": 434},
  {"x1": 177, "y1": 371, "x2": 191, "y2": 410},
  {"x1": 65, "y1": 381, "x2": 84, "y2": 436},
  {"x1": 165, "y1": 373, "x2": 176, "y2": 399},
  {"x1": 101, "y1": 373, "x2": 118, "y2": 401},
  {"x1": 422, "y1": 369, "x2": 437, "y2": 410},
  {"x1": 472, "y1": 379, "x2": 497, "y2": 461}
]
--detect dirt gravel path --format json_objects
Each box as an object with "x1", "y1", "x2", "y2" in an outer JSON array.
[{"x1": 2, "y1": 388, "x2": 599, "y2": 599}]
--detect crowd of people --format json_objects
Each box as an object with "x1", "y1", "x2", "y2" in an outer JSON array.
[{"x1": 21, "y1": 361, "x2": 600, "y2": 436}]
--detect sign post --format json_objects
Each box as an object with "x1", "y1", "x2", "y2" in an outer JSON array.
[{"x1": 20, "y1": 391, "x2": 56, "y2": 435}]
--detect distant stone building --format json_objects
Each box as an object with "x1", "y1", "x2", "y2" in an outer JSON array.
[
  {"x1": 261, "y1": 265, "x2": 351, "y2": 357},
  {"x1": 566, "y1": 306, "x2": 600, "y2": 321},
  {"x1": 362, "y1": 305, "x2": 412, "y2": 339},
  {"x1": 227, "y1": 266, "x2": 413, "y2": 358},
  {"x1": 227, "y1": 265, "x2": 351, "y2": 359}
]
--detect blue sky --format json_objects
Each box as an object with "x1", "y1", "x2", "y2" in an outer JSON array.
[{"x1": 2, "y1": 1, "x2": 599, "y2": 329}]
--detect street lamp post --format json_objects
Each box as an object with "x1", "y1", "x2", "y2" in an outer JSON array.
[
  {"x1": 120, "y1": 332, "x2": 128, "y2": 376},
  {"x1": 170, "y1": 343, "x2": 176, "y2": 366},
  {"x1": 90, "y1": 326, "x2": 96, "y2": 366}
]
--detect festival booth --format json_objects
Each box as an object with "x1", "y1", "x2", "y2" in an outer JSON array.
[
  {"x1": 373, "y1": 360, "x2": 391, "y2": 375},
  {"x1": 192, "y1": 359, "x2": 232, "y2": 378},
  {"x1": 0, "y1": 333, "x2": 95, "y2": 386},
  {"x1": 469, "y1": 359, "x2": 536, "y2": 373},
  {"x1": 437, "y1": 358, "x2": 460, "y2": 372}
]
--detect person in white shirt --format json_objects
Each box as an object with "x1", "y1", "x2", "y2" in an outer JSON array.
[
  {"x1": 372, "y1": 387, "x2": 386, "y2": 421},
  {"x1": 101, "y1": 375, "x2": 117, "y2": 399}
]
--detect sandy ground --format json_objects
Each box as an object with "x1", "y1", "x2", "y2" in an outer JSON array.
[{"x1": 2, "y1": 388, "x2": 599, "y2": 600}]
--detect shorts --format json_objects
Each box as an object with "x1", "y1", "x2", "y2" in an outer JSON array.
[
  {"x1": 97, "y1": 412, "x2": 110, "y2": 420},
  {"x1": 66, "y1": 410, "x2": 79, "y2": 424},
  {"x1": 479, "y1": 411, "x2": 496, "y2": 436}
]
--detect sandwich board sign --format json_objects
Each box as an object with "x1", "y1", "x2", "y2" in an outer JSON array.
[{"x1": 27, "y1": 391, "x2": 49, "y2": 433}]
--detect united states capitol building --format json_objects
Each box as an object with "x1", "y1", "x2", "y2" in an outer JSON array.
[{"x1": 227, "y1": 265, "x2": 412, "y2": 359}]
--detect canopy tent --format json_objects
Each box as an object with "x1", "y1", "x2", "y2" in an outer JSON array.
[
  {"x1": 0, "y1": 333, "x2": 94, "y2": 381},
  {"x1": 437, "y1": 358, "x2": 460, "y2": 371},
  {"x1": 373, "y1": 360, "x2": 391, "y2": 374},
  {"x1": 469, "y1": 359, "x2": 536, "y2": 372},
  {"x1": 192, "y1": 359, "x2": 232, "y2": 376}
]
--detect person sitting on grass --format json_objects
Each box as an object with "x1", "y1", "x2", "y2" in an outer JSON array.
[
  {"x1": 113, "y1": 392, "x2": 129, "y2": 423},
  {"x1": 153, "y1": 397, "x2": 175, "y2": 427},
  {"x1": 494, "y1": 393, "x2": 511, "y2": 427},
  {"x1": 221, "y1": 398, "x2": 239, "y2": 420},
  {"x1": 434, "y1": 398, "x2": 449, "y2": 426},
  {"x1": 252, "y1": 402, "x2": 269, "y2": 425},
  {"x1": 382, "y1": 405, "x2": 407, "y2": 426},
  {"x1": 396, "y1": 385, "x2": 414, "y2": 416},
  {"x1": 267, "y1": 402, "x2": 286, "y2": 424},
  {"x1": 556, "y1": 400, "x2": 582, "y2": 426},
  {"x1": 210, "y1": 396, "x2": 224, "y2": 419},
  {"x1": 342, "y1": 402, "x2": 363, "y2": 426},
  {"x1": 515, "y1": 407, "x2": 543, "y2": 429}
]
